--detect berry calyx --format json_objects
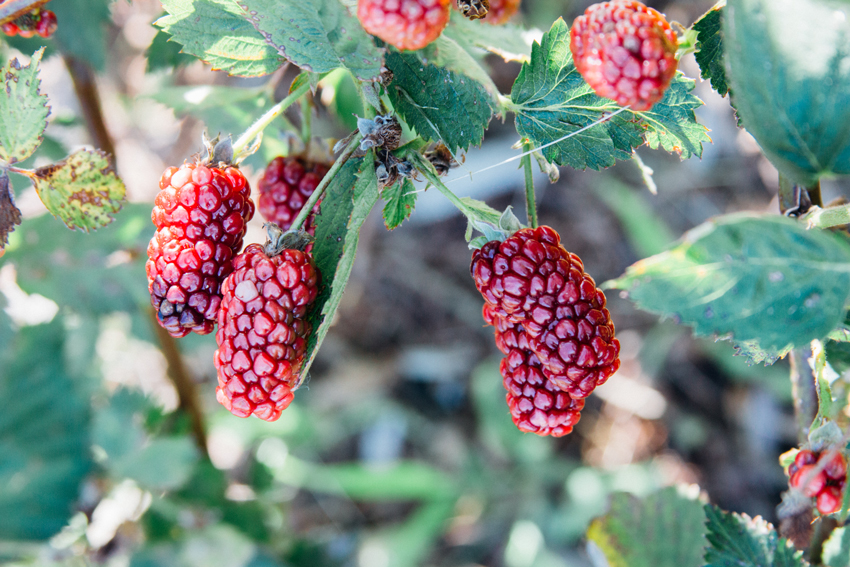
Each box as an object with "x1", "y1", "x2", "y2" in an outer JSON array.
[
  {"x1": 570, "y1": 0, "x2": 678, "y2": 111},
  {"x1": 787, "y1": 449, "x2": 847, "y2": 515},
  {"x1": 257, "y1": 156, "x2": 328, "y2": 233},
  {"x1": 456, "y1": 0, "x2": 489, "y2": 20},
  {"x1": 471, "y1": 226, "x2": 620, "y2": 399},
  {"x1": 146, "y1": 161, "x2": 255, "y2": 338},
  {"x1": 214, "y1": 225, "x2": 320, "y2": 422},
  {"x1": 357, "y1": 0, "x2": 451, "y2": 51}
]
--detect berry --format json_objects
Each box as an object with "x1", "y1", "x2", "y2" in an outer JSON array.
[
  {"x1": 357, "y1": 0, "x2": 451, "y2": 51},
  {"x1": 787, "y1": 449, "x2": 847, "y2": 515},
  {"x1": 483, "y1": 0, "x2": 520, "y2": 24},
  {"x1": 791, "y1": 465, "x2": 826, "y2": 498},
  {"x1": 485, "y1": 305, "x2": 584, "y2": 437},
  {"x1": 35, "y1": 10, "x2": 57, "y2": 38},
  {"x1": 257, "y1": 156, "x2": 328, "y2": 233},
  {"x1": 1, "y1": 22, "x2": 20, "y2": 36},
  {"x1": 570, "y1": 0, "x2": 678, "y2": 111},
  {"x1": 817, "y1": 486, "x2": 843, "y2": 515},
  {"x1": 214, "y1": 239, "x2": 319, "y2": 421},
  {"x1": 146, "y1": 163, "x2": 255, "y2": 338},
  {"x1": 471, "y1": 226, "x2": 620, "y2": 399}
]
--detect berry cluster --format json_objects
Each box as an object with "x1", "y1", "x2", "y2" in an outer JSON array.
[
  {"x1": 146, "y1": 163, "x2": 255, "y2": 337},
  {"x1": 570, "y1": 0, "x2": 678, "y2": 111},
  {"x1": 788, "y1": 449, "x2": 847, "y2": 515},
  {"x1": 1, "y1": 7, "x2": 57, "y2": 38},
  {"x1": 473, "y1": 226, "x2": 620, "y2": 436},
  {"x1": 357, "y1": 0, "x2": 451, "y2": 51},
  {"x1": 257, "y1": 156, "x2": 328, "y2": 233}
]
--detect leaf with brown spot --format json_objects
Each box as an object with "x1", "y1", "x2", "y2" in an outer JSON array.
[
  {"x1": 33, "y1": 149, "x2": 125, "y2": 232},
  {"x1": 0, "y1": 172, "x2": 22, "y2": 248},
  {"x1": 0, "y1": 48, "x2": 50, "y2": 164}
]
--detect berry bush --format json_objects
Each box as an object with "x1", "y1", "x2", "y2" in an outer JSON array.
[{"x1": 3, "y1": 0, "x2": 850, "y2": 565}]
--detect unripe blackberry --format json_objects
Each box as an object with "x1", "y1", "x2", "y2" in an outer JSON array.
[
  {"x1": 257, "y1": 156, "x2": 328, "y2": 233},
  {"x1": 215, "y1": 234, "x2": 319, "y2": 421},
  {"x1": 471, "y1": 226, "x2": 620, "y2": 399},
  {"x1": 570, "y1": 0, "x2": 678, "y2": 111},
  {"x1": 146, "y1": 163, "x2": 255, "y2": 337}
]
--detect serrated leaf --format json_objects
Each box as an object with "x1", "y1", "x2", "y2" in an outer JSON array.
[
  {"x1": 157, "y1": 0, "x2": 282, "y2": 77},
  {"x1": 421, "y1": 36, "x2": 500, "y2": 104},
  {"x1": 704, "y1": 505, "x2": 808, "y2": 567},
  {"x1": 824, "y1": 526, "x2": 850, "y2": 566},
  {"x1": 300, "y1": 157, "x2": 379, "y2": 378},
  {"x1": 587, "y1": 487, "x2": 707, "y2": 567},
  {"x1": 146, "y1": 29, "x2": 195, "y2": 72},
  {"x1": 443, "y1": 13, "x2": 539, "y2": 63},
  {"x1": 385, "y1": 49, "x2": 495, "y2": 153},
  {"x1": 0, "y1": 173, "x2": 21, "y2": 248},
  {"x1": 382, "y1": 177, "x2": 417, "y2": 230},
  {"x1": 510, "y1": 19, "x2": 709, "y2": 170},
  {"x1": 0, "y1": 320, "x2": 93, "y2": 540},
  {"x1": 0, "y1": 48, "x2": 49, "y2": 164},
  {"x1": 723, "y1": 0, "x2": 850, "y2": 185},
  {"x1": 52, "y1": 0, "x2": 111, "y2": 70},
  {"x1": 605, "y1": 214, "x2": 850, "y2": 364},
  {"x1": 236, "y1": 0, "x2": 384, "y2": 81},
  {"x1": 33, "y1": 149, "x2": 125, "y2": 231},
  {"x1": 693, "y1": 5, "x2": 728, "y2": 97}
]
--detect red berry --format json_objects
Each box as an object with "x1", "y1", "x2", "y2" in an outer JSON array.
[
  {"x1": 214, "y1": 243, "x2": 319, "y2": 421},
  {"x1": 817, "y1": 485, "x2": 842, "y2": 515},
  {"x1": 2, "y1": 21, "x2": 20, "y2": 36},
  {"x1": 35, "y1": 10, "x2": 57, "y2": 38},
  {"x1": 486, "y1": 306, "x2": 584, "y2": 437},
  {"x1": 570, "y1": 0, "x2": 678, "y2": 111},
  {"x1": 824, "y1": 451, "x2": 847, "y2": 481},
  {"x1": 257, "y1": 156, "x2": 328, "y2": 233},
  {"x1": 791, "y1": 464, "x2": 827, "y2": 498},
  {"x1": 357, "y1": 0, "x2": 451, "y2": 51},
  {"x1": 484, "y1": 0, "x2": 520, "y2": 24},
  {"x1": 471, "y1": 226, "x2": 620, "y2": 399},
  {"x1": 146, "y1": 163, "x2": 255, "y2": 338}
]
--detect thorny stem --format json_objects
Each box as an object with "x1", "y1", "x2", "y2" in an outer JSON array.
[
  {"x1": 289, "y1": 132, "x2": 363, "y2": 232},
  {"x1": 232, "y1": 81, "x2": 311, "y2": 156},
  {"x1": 0, "y1": 0, "x2": 48, "y2": 25},
  {"x1": 521, "y1": 142, "x2": 538, "y2": 228}
]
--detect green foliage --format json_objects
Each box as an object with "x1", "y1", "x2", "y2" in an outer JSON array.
[
  {"x1": 510, "y1": 19, "x2": 709, "y2": 170},
  {"x1": 823, "y1": 526, "x2": 850, "y2": 567},
  {"x1": 385, "y1": 49, "x2": 495, "y2": 153},
  {"x1": 586, "y1": 487, "x2": 707, "y2": 567},
  {"x1": 693, "y1": 4, "x2": 728, "y2": 97},
  {"x1": 443, "y1": 14, "x2": 536, "y2": 63},
  {"x1": 146, "y1": 29, "x2": 195, "y2": 71},
  {"x1": 157, "y1": 0, "x2": 282, "y2": 76},
  {"x1": 301, "y1": 156, "x2": 378, "y2": 378},
  {"x1": 237, "y1": 0, "x2": 384, "y2": 81},
  {"x1": 704, "y1": 505, "x2": 807, "y2": 567},
  {"x1": 52, "y1": 0, "x2": 111, "y2": 70},
  {"x1": 0, "y1": 48, "x2": 49, "y2": 165},
  {"x1": 605, "y1": 214, "x2": 850, "y2": 364},
  {"x1": 32, "y1": 149, "x2": 125, "y2": 231},
  {"x1": 723, "y1": 0, "x2": 850, "y2": 184},
  {"x1": 0, "y1": 320, "x2": 92, "y2": 541},
  {"x1": 381, "y1": 177, "x2": 417, "y2": 230}
]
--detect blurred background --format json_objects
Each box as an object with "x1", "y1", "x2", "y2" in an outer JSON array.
[{"x1": 2, "y1": 0, "x2": 846, "y2": 565}]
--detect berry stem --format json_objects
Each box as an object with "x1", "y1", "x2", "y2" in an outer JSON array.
[
  {"x1": 232, "y1": 81, "x2": 311, "y2": 156},
  {"x1": 521, "y1": 141, "x2": 538, "y2": 228},
  {"x1": 407, "y1": 151, "x2": 479, "y2": 221},
  {"x1": 7, "y1": 165, "x2": 35, "y2": 180},
  {"x1": 289, "y1": 131, "x2": 364, "y2": 232}
]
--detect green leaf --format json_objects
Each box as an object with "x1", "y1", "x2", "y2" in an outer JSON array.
[
  {"x1": 32, "y1": 149, "x2": 125, "y2": 231},
  {"x1": 4, "y1": 203, "x2": 151, "y2": 315},
  {"x1": 111, "y1": 437, "x2": 200, "y2": 491},
  {"x1": 586, "y1": 487, "x2": 707, "y2": 567},
  {"x1": 381, "y1": 177, "x2": 417, "y2": 230},
  {"x1": 823, "y1": 526, "x2": 850, "y2": 567},
  {"x1": 826, "y1": 338, "x2": 850, "y2": 373},
  {"x1": 723, "y1": 0, "x2": 850, "y2": 184},
  {"x1": 421, "y1": 36, "x2": 500, "y2": 104},
  {"x1": 146, "y1": 29, "x2": 195, "y2": 72},
  {"x1": 693, "y1": 4, "x2": 728, "y2": 97},
  {"x1": 704, "y1": 505, "x2": 808, "y2": 567},
  {"x1": 604, "y1": 214, "x2": 850, "y2": 364},
  {"x1": 510, "y1": 19, "x2": 709, "y2": 170},
  {"x1": 300, "y1": 157, "x2": 378, "y2": 378},
  {"x1": 236, "y1": 0, "x2": 384, "y2": 82},
  {"x1": 157, "y1": 0, "x2": 282, "y2": 77},
  {"x1": 385, "y1": 49, "x2": 495, "y2": 153},
  {"x1": 0, "y1": 321, "x2": 93, "y2": 541},
  {"x1": 0, "y1": 173, "x2": 21, "y2": 248},
  {"x1": 52, "y1": 0, "x2": 111, "y2": 70},
  {"x1": 0, "y1": 48, "x2": 49, "y2": 164},
  {"x1": 443, "y1": 13, "x2": 538, "y2": 63}
]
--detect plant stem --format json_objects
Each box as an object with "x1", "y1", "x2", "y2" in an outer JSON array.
[
  {"x1": 290, "y1": 132, "x2": 363, "y2": 232},
  {"x1": 0, "y1": 0, "x2": 48, "y2": 25},
  {"x1": 64, "y1": 55, "x2": 115, "y2": 158},
  {"x1": 409, "y1": 152, "x2": 478, "y2": 221},
  {"x1": 232, "y1": 81, "x2": 311, "y2": 156},
  {"x1": 521, "y1": 142, "x2": 538, "y2": 228},
  {"x1": 300, "y1": 94, "x2": 312, "y2": 148},
  {"x1": 790, "y1": 348, "x2": 818, "y2": 444},
  {"x1": 7, "y1": 166, "x2": 35, "y2": 180}
]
